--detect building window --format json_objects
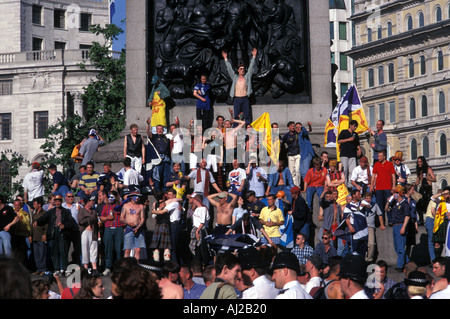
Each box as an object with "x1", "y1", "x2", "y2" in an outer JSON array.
[
  {"x1": 407, "y1": 15, "x2": 413, "y2": 30},
  {"x1": 410, "y1": 98, "x2": 416, "y2": 119},
  {"x1": 0, "y1": 80, "x2": 13, "y2": 95},
  {"x1": 55, "y1": 41, "x2": 66, "y2": 50},
  {"x1": 367, "y1": 28, "x2": 372, "y2": 42},
  {"x1": 439, "y1": 91, "x2": 446, "y2": 114},
  {"x1": 422, "y1": 136, "x2": 429, "y2": 158},
  {"x1": 369, "y1": 105, "x2": 375, "y2": 127},
  {"x1": 330, "y1": 22, "x2": 334, "y2": 40},
  {"x1": 378, "y1": 65, "x2": 384, "y2": 85},
  {"x1": 420, "y1": 56, "x2": 426, "y2": 75},
  {"x1": 440, "y1": 133, "x2": 447, "y2": 156},
  {"x1": 441, "y1": 179, "x2": 448, "y2": 190},
  {"x1": 436, "y1": 6, "x2": 442, "y2": 22},
  {"x1": 339, "y1": 22, "x2": 347, "y2": 40},
  {"x1": 388, "y1": 63, "x2": 395, "y2": 82},
  {"x1": 368, "y1": 69, "x2": 374, "y2": 88},
  {"x1": 331, "y1": 52, "x2": 335, "y2": 64},
  {"x1": 80, "y1": 13, "x2": 92, "y2": 32},
  {"x1": 389, "y1": 101, "x2": 396, "y2": 123},
  {"x1": 438, "y1": 51, "x2": 444, "y2": 71},
  {"x1": 340, "y1": 83, "x2": 349, "y2": 97},
  {"x1": 32, "y1": 37, "x2": 43, "y2": 51},
  {"x1": 410, "y1": 138, "x2": 418, "y2": 160},
  {"x1": 32, "y1": 5, "x2": 42, "y2": 25},
  {"x1": 421, "y1": 95, "x2": 428, "y2": 117},
  {"x1": 34, "y1": 111, "x2": 48, "y2": 139},
  {"x1": 54, "y1": 9, "x2": 65, "y2": 29},
  {"x1": 378, "y1": 103, "x2": 385, "y2": 122},
  {"x1": 0, "y1": 113, "x2": 11, "y2": 140},
  {"x1": 339, "y1": 53, "x2": 348, "y2": 70},
  {"x1": 418, "y1": 12, "x2": 425, "y2": 27},
  {"x1": 387, "y1": 21, "x2": 393, "y2": 36},
  {"x1": 409, "y1": 58, "x2": 414, "y2": 78},
  {"x1": 377, "y1": 26, "x2": 382, "y2": 40}
]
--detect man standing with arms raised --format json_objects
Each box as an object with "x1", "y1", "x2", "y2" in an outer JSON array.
[{"x1": 222, "y1": 48, "x2": 257, "y2": 126}]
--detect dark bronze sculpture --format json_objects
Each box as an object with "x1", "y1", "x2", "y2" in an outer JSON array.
[{"x1": 151, "y1": 0, "x2": 309, "y2": 104}]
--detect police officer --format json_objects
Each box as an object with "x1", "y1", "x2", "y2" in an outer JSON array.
[
  {"x1": 271, "y1": 251, "x2": 312, "y2": 299},
  {"x1": 337, "y1": 254, "x2": 369, "y2": 299}
]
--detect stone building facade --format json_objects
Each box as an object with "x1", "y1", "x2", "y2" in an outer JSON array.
[
  {"x1": 0, "y1": 0, "x2": 109, "y2": 185},
  {"x1": 348, "y1": 0, "x2": 450, "y2": 191}
]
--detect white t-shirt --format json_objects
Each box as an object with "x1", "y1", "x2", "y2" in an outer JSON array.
[
  {"x1": 228, "y1": 168, "x2": 246, "y2": 189},
  {"x1": 22, "y1": 170, "x2": 44, "y2": 201},
  {"x1": 247, "y1": 166, "x2": 267, "y2": 197},
  {"x1": 123, "y1": 168, "x2": 144, "y2": 186},
  {"x1": 192, "y1": 206, "x2": 209, "y2": 228},
  {"x1": 429, "y1": 285, "x2": 450, "y2": 299},
  {"x1": 170, "y1": 133, "x2": 184, "y2": 154},
  {"x1": 350, "y1": 165, "x2": 373, "y2": 184},
  {"x1": 165, "y1": 201, "x2": 182, "y2": 223}
]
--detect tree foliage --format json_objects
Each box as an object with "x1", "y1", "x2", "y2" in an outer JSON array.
[{"x1": 40, "y1": 23, "x2": 126, "y2": 169}]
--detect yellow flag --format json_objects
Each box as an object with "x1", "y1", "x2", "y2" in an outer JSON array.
[
  {"x1": 434, "y1": 198, "x2": 447, "y2": 233},
  {"x1": 251, "y1": 112, "x2": 279, "y2": 165}
]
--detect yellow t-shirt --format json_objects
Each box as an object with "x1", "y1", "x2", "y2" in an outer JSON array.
[
  {"x1": 150, "y1": 92, "x2": 167, "y2": 128},
  {"x1": 259, "y1": 206, "x2": 284, "y2": 238}
]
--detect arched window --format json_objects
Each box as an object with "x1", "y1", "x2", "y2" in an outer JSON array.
[
  {"x1": 441, "y1": 179, "x2": 448, "y2": 190},
  {"x1": 439, "y1": 91, "x2": 446, "y2": 113},
  {"x1": 407, "y1": 15, "x2": 413, "y2": 30},
  {"x1": 411, "y1": 138, "x2": 418, "y2": 160},
  {"x1": 440, "y1": 133, "x2": 447, "y2": 156},
  {"x1": 422, "y1": 136, "x2": 429, "y2": 158},
  {"x1": 420, "y1": 55, "x2": 426, "y2": 75},
  {"x1": 410, "y1": 97, "x2": 416, "y2": 119},
  {"x1": 438, "y1": 51, "x2": 444, "y2": 71},
  {"x1": 421, "y1": 95, "x2": 428, "y2": 117},
  {"x1": 409, "y1": 58, "x2": 414, "y2": 77},
  {"x1": 378, "y1": 65, "x2": 384, "y2": 85},
  {"x1": 367, "y1": 28, "x2": 372, "y2": 42},
  {"x1": 388, "y1": 63, "x2": 395, "y2": 82},
  {"x1": 436, "y1": 6, "x2": 442, "y2": 22},
  {"x1": 368, "y1": 68, "x2": 374, "y2": 87},
  {"x1": 387, "y1": 21, "x2": 393, "y2": 36},
  {"x1": 418, "y1": 11, "x2": 425, "y2": 27},
  {"x1": 377, "y1": 26, "x2": 382, "y2": 39}
]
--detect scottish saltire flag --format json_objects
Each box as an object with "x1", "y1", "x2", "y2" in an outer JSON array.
[
  {"x1": 109, "y1": 0, "x2": 116, "y2": 24},
  {"x1": 280, "y1": 215, "x2": 294, "y2": 249}
]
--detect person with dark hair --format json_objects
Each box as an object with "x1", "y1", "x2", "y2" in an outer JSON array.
[
  {"x1": 337, "y1": 120, "x2": 361, "y2": 188},
  {"x1": 158, "y1": 260, "x2": 183, "y2": 299},
  {"x1": 303, "y1": 157, "x2": 327, "y2": 211},
  {"x1": 22, "y1": 161, "x2": 44, "y2": 208},
  {"x1": 32, "y1": 278, "x2": 51, "y2": 299},
  {"x1": 124, "y1": 123, "x2": 145, "y2": 175},
  {"x1": 413, "y1": 156, "x2": 436, "y2": 226},
  {"x1": 200, "y1": 252, "x2": 241, "y2": 299},
  {"x1": 364, "y1": 259, "x2": 397, "y2": 299},
  {"x1": 78, "y1": 196, "x2": 100, "y2": 276},
  {"x1": 266, "y1": 159, "x2": 295, "y2": 203},
  {"x1": 0, "y1": 258, "x2": 32, "y2": 299},
  {"x1": 74, "y1": 273, "x2": 105, "y2": 299},
  {"x1": 225, "y1": 212, "x2": 274, "y2": 246},
  {"x1": 79, "y1": 129, "x2": 105, "y2": 166},
  {"x1": 30, "y1": 196, "x2": 48, "y2": 275},
  {"x1": 193, "y1": 74, "x2": 212, "y2": 130},
  {"x1": 79, "y1": 161, "x2": 100, "y2": 199},
  {"x1": 281, "y1": 121, "x2": 300, "y2": 187},
  {"x1": 179, "y1": 263, "x2": 206, "y2": 299},
  {"x1": 259, "y1": 194, "x2": 284, "y2": 249},
  {"x1": 111, "y1": 264, "x2": 161, "y2": 299},
  {"x1": 49, "y1": 164, "x2": 70, "y2": 198},
  {"x1": 343, "y1": 189, "x2": 368, "y2": 257}
]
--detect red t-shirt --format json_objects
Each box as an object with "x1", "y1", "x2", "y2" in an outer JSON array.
[
  {"x1": 373, "y1": 160, "x2": 395, "y2": 190},
  {"x1": 304, "y1": 167, "x2": 327, "y2": 187}
]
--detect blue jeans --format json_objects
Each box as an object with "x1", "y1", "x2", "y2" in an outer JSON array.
[
  {"x1": 103, "y1": 227, "x2": 124, "y2": 269},
  {"x1": 393, "y1": 224, "x2": 408, "y2": 268},
  {"x1": 425, "y1": 217, "x2": 435, "y2": 262},
  {"x1": 376, "y1": 189, "x2": 392, "y2": 224},
  {"x1": 306, "y1": 186, "x2": 324, "y2": 210},
  {"x1": 300, "y1": 153, "x2": 313, "y2": 179},
  {"x1": 233, "y1": 97, "x2": 251, "y2": 125},
  {"x1": 0, "y1": 231, "x2": 12, "y2": 257},
  {"x1": 270, "y1": 185, "x2": 292, "y2": 203},
  {"x1": 53, "y1": 185, "x2": 70, "y2": 198}
]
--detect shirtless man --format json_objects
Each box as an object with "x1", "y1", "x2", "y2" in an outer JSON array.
[
  {"x1": 158, "y1": 260, "x2": 184, "y2": 299},
  {"x1": 120, "y1": 191, "x2": 146, "y2": 260},
  {"x1": 207, "y1": 191, "x2": 238, "y2": 237}
]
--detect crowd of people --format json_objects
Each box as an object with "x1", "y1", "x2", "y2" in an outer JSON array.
[{"x1": 1, "y1": 65, "x2": 450, "y2": 299}]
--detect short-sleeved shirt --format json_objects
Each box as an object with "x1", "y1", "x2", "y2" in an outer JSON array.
[
  {"x1": 79, "y1": 172, "x2": 100, "y2": 191},
  {"x1": 52, "y1": 171, "x2": 69, "y2": 188},
  {"x1": 194, "y1": 82, "x2": 211, "y2": 110},
  {"x1": 373, "y1": 160, "x2": 395, "y2": 190},
  {"x1": 79, "y1": 137, "x2": 105, "y2": 165},
  {"x1": 304, "y1": 167, "x2": 327, "y2": 188},
  {"x1": 338, "y1": 129, "x2": 360, "y2": 158},
  {"x1": 259, "y1": 206, "x2": 284, "y2": 238},
  {"x1": 22, "y1": 170, "x2": 44, "y2": 201}
]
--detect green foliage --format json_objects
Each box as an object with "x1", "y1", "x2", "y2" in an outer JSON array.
[
  {"x1": 40, "y1": 23, "x2": 126, "y2": 169},
  {"x1": 0, "y1": 150, "x2": 28, "y2": 202}
]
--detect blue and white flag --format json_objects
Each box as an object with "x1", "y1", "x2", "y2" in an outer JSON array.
[
  {"x1": 280, "y1": 215, "x2": 294, "y2": 249},
  {"x1": 445, "y1": 221, "x2": 450, "y2": 257}
]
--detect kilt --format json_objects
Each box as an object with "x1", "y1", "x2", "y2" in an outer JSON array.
[
  {"x1": 432, "y1": 220, "x2": 448, "y2": 244},
  {"x1": 149, "y1": 223, "x2": 172, "y2": 250}
]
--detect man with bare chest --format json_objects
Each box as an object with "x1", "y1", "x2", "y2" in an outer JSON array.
[
  {"x1": 207, "y1": 191, "x2": 238, "y2": 236},
  {"x1": 120, "y1": 191, "x2": 146, "y2": 260}
]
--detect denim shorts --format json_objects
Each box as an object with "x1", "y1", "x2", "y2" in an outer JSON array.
[{"x1": 123, "y1": 230, "x2": 146, "y2": 250}]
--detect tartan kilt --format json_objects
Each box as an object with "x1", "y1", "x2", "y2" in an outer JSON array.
[
  {"x1": 149, "y1": 223, "x2": 172, "y2": 250},
  {"x1": 432, "y1": 220, "x2": 448, "y2": 244}
]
